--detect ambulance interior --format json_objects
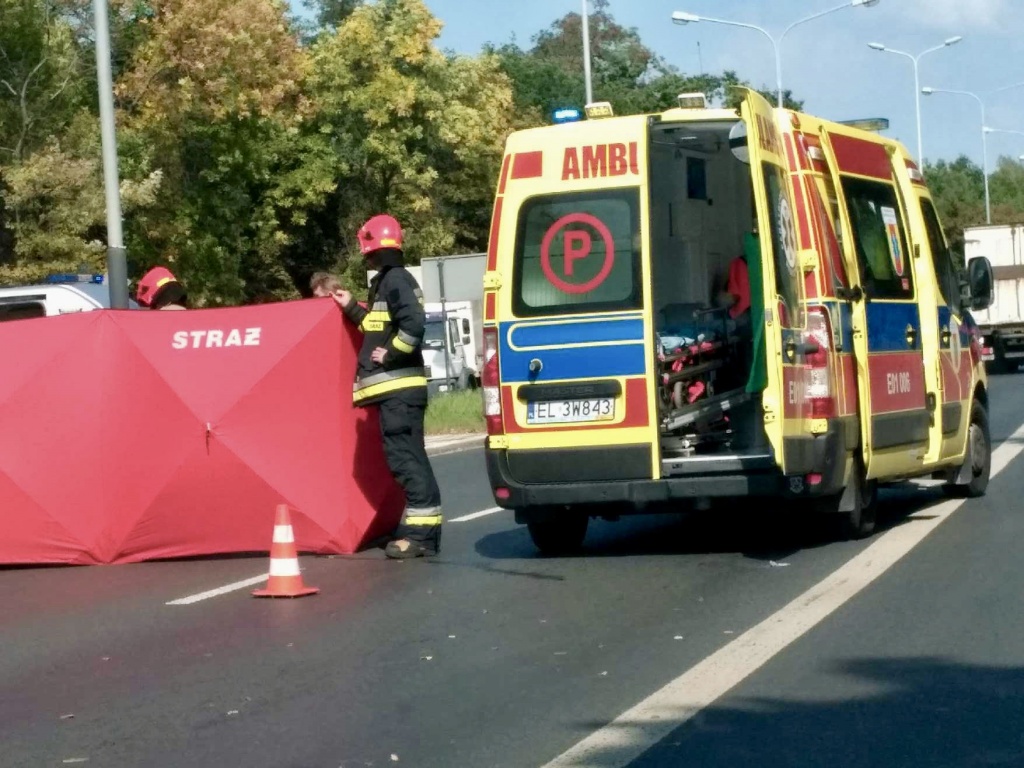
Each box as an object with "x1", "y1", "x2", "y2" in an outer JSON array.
[{"x1": 648, "y1": 118, "x2": 769, "y2": 458}]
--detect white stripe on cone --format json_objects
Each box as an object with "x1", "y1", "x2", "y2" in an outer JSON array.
[
  {"x1": 268, "y1": 558, "x2": 301, "y2": 577},
  {"x1": 273, "y1": 525, "x2": 295, "y2": 544}
]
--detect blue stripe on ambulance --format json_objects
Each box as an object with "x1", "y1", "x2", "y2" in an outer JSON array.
[
  {"x1": 499, "y1": 315, "x2": 646, "y2": 384},
  {"x1": 864, "y1": 302, "x2": 920, "y2": 352}
]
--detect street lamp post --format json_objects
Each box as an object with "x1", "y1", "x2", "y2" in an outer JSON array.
[
  {"x1": 92, "y1": 0, "x2": 129, "y2": 308},
  {"x1": 867, "y1": 37, "x2": 963, "y2": 163},
  {"x1": 581, "y1": 0, "x2": 593, "y2": 105},
  {"x1": 672, "y1": 0, "x2": 880, "y2": 109},
  {"x1": 923, "y1": 87, "x2": 991, "y2": 223}
]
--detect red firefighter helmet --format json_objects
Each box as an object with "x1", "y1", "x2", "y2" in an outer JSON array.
[
  {"x1": 136, "y1": 266, "x2": 179, "y2": 307},
  {"x1": 358, "y1": 214, "x2": 403, "y2": 256}
]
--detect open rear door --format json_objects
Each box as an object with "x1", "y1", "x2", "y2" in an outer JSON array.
[{"x1": 739, "y1": 89, "x2": 807, "y2": 478}]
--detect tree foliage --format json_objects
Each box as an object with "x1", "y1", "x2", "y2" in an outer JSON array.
[
  {"x1": 924, "y1": 155, "x2": 1024, "y2": 252},
  {"x1": 489, "y1": 0, "x2": 802, "y2": 121},
  {"x1": 1, "y1": 0, "x2": 808, "y2": 301}
]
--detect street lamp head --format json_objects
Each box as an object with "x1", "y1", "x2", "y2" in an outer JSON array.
[
  {"x1": 671, "y1": 11, "x2": 700, "y2": 24},
  {"x1": 853, "y1": 0, "x2": 881, "y2": 6},
  {"x1": 944, "y1": 36, "x2": 963, "y2": 46},
  {"x1": 867, "y1": 42, "x2": 886, "y2": 51},
  {"x1": 922, "y1": 87, "x2": 935, "y2": 95}
]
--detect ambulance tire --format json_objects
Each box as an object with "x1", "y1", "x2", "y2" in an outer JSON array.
[
  {"x1": 525, "y1": 510, "x2": 588, "y2": 556},
  {"x1": 821, "y1": 455, "x2": 877, "y2": 541},
  {"x1": 942, "y1": 401, "x2": 991, "y2": 499}
]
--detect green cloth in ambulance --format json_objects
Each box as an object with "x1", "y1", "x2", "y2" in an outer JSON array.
[{"x1": 744, "y1": 231, "x2": 768, "y2": 394}]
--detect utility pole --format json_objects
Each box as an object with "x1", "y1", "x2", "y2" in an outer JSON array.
[
  {"x1": 582, "y1": 0, "x2": 593, "y2": 104},
  {"x1": 93, "y1": 0, "x2": 129, "y2": 308}
]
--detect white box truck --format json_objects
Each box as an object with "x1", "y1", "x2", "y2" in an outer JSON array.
[
  {"x1": 964, "y1": 224, "x2": 1024, "y2": 372},
  {"x1": 369, "y1": 253, "x2": 485, "y2": 394}
]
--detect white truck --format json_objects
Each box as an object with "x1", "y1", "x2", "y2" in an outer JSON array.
[
  {"x1": 0, "y1": 274, "x2": 137, "y2": 322},
  {"x1": 369, "y1": 253, "x2": 485, "y2": 395},
  {"x1": 964, "y1": 224, "x2": 1024, "y2": 372}
]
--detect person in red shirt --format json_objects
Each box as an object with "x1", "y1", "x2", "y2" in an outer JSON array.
[{"x1": 718, "y1": 254, "x2": 751, "y2": 328}]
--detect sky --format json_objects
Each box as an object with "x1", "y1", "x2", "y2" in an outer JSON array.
[{"x1": 397, "y1": 0, "x2": 1024, "y2": 170}]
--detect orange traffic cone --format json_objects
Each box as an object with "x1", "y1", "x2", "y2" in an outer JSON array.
[{"x1": 253, "y1": 504, "x2": 319, "y2": 598}]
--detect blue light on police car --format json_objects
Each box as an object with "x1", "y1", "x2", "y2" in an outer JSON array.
[
  {"x1": 552, "y1": 107, "x2": 582, "y2": 125},
  {"x1": 46, "y1": 273, "x2": 105, "y2": 284}
]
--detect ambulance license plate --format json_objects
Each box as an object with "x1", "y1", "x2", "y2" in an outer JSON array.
[{"x1": 527, "y1": 398, "x2": 614, "y2": 425}]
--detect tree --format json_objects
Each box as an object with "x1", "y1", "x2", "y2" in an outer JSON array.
[
  {"x1": 303, "y1": 0, "x2": 362, "y2": 30},
  {"x1": 0, "y1": 0, "x2": 86, "y2": 163},
  {"x1": 0, "y1": 111, "x2": 160, "y2": 284},
  {"x1": 488, "y1": 1, "x2": 802, "y2": 123},
  {"x1": 925, "y1": 156, "x2": 988, "y2": 252},
  {"x1": 294, "y1": 0, "x2": 515, "y2": 295},
  {"x1": 116, "y1": 0, "x2": 309, "y2": 304}
]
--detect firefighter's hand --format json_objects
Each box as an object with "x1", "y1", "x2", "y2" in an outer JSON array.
[
  {"x1": 371, "y1": 347, "x2": 388, "y2": 364},
  {"x1": 332, "y1": 289, "x2": 352, "y2": 309}
]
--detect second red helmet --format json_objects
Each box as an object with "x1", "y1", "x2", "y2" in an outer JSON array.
[
  {"x1": 358, "y1": 214, "x2": 403, "y2": 256},
  {"x1": 136, "y1": 266, "x2": 179, "y2": 307}
]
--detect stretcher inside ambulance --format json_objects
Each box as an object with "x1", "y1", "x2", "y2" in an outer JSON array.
[{"x1": 483, "y1": 91, "x2": 995, "y2": 554}]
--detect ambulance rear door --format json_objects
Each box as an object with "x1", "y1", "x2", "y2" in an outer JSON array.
[
  {"x1": 739, "y1": 89, "x2": 807, "y2": 477},
  {"x1": 492, "y1": 118, "x2": 661, "y2": 485},
  {"x1": 817, "y1": 126, "x2": 932, "y2": 478}
]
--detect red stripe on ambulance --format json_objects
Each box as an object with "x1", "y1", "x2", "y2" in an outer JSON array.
[
  {"x1": 511, "y1": 151, "x2": 544, "y2": 180},
  {"x1": 868, "y1": 354, "x2": 925, "y2": 412},
  {"x1": 830, "y1": 134, "x2": 892, "y2": 180},
  {"x1": 486, "y1": 197, "x2": 503, "y2": 271},
  {"x1": 497, "y1": 154, "x2": 511, "y2": 194}
]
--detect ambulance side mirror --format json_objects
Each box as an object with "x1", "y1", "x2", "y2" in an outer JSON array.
[{"x1": 967, "y1": 256, "x2": 994, "y2": 311}]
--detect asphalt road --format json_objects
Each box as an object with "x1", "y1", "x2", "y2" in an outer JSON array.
[{"x1": 4, "y1": 376, "x2": 1024, "y2": 768}]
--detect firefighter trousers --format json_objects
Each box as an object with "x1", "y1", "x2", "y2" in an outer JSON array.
[{"x1": 378, "y1": 390, "x2": 442, "y2": 550}]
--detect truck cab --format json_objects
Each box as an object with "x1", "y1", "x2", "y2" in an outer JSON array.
[{"x1": 482, "y1": 91, "x2": 995, "y2": 554}]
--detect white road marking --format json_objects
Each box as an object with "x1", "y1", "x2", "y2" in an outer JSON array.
[
  {"x1": 166, "y1": 507, "x2": 503, "y2": 605},
  {"x1": 166, "y1": 574, "x2": 268, "y2": 606},
  {"x1": 450, "y1": 507, "x2": 503, "y2": 523},
  {"x1": 541, "y1": 422, "x2": 1024, "y2": 768}
]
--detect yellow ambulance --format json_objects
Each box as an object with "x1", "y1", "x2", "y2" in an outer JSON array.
[{"x1": 481, "y1": 89, "x2": 996, "y2": 554}]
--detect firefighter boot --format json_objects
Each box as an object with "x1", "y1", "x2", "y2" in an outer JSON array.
[{"x1": 385, "y1": 506, "x2": 442, "y2": 559}]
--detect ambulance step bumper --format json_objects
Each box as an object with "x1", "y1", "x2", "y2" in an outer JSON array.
[{"x1": 486, "y1": 448, "x2": 786, "y2": 509}]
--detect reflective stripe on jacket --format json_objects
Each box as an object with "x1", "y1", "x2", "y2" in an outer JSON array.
[{"x1": 341, "y1": 257, "x2": 427, "y2": 405}]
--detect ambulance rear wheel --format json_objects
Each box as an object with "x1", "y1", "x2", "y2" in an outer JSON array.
[
  {"x1": 943, "y1": 401, "x2": 990, "y2": 499},
  {"x1": 526, "y1": 510, "x2": 588, "y2": 556},
  {"x1": 821, "y1": 455, "x2": 876, "y2": 541}
]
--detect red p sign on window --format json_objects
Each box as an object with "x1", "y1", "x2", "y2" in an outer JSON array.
[{"x1": 540, "y1": 213, "x2": 615, "y2": 294}]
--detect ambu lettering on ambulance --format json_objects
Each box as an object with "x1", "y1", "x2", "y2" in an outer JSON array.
[
  {"x1": 562, "y1": 142, "x2": 640, "y2": 180},
  {"x1": 171, "y1": 328, "x2": 262, "y2": 349}
]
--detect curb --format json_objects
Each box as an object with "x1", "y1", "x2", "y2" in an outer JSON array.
[{"x1": 425, "y1": 433, "x2": 486, "y2": 457}]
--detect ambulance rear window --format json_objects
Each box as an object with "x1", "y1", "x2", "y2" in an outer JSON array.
[{"x1": 513, "y1": 189, "x2": 641, "y2": 317}]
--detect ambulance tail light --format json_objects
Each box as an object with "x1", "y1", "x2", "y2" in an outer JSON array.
[
  {"x1": 805, "y1": 307, "x2": 837, "y2": 419},
  {"x1": 482, "y1": 327, "x2": 502, "y2": 435}
]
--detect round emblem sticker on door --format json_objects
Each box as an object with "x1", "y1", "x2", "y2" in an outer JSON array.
[{"x1": 777, "y1": 197, "x2": 798, "y2": 273}]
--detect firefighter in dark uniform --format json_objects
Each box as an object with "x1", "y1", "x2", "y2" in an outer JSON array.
[{"x1": 314, "y1": 214, "x2": 442, "y2": 559}]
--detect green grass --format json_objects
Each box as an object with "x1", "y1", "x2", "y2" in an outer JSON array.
[{"x1": 425, "y1": 389, "x2": 485, "y2": 435}]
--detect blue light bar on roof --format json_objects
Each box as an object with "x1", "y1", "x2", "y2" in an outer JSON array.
[
  {"x1": 552, "y1": 107, "x2": 582, "y2": 124},
  {"x1": 46, "y1": 273, "x2": 104, "y2": 284}
]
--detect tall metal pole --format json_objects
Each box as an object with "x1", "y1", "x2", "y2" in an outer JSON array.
[
  {"x1": 981, "y1": 103, "x2": 991, "y2": 224},
  {"x1": 581, "y1": 0, "x2": 593, "y2": 104},
  {"x1": 437, "y1": 258, "x2": 452, "y2": 388},
  {"x1": 913, "y1": 58, "x2": 923, "y2": 164},
  {"x1": 93, "y1": 0, "x2": 128, "y2": 308}
]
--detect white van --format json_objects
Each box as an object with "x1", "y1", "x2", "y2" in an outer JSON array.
[{"x1": 0, "y1": 275, "x2": 138, "y2": 322}]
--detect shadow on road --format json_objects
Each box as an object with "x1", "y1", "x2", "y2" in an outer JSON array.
[
  {"x1": 474, "y1": 483, "x2": 948, "y2": 563},
  {"x1": 560, "y1": 656, "x2": 1024, "y2": 767}
]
